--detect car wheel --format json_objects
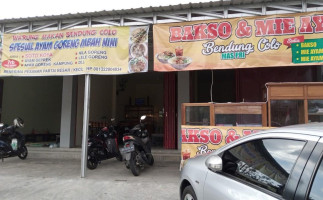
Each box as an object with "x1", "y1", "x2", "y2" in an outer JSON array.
[{"x1": 182, "y1": 185, "x2": 197, "y2": 200}]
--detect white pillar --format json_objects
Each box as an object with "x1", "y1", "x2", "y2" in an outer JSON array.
[
  {"x1": 81, "y1": 74, "x2": 91, "y2": 178},
  {"x1": 177, "y1": 71, "x2": 190, "y2": 150},
  {"x1": 59, "y1": 76, "x2": 77, "y2": 148}
]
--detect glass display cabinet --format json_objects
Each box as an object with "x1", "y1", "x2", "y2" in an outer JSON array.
[
  {"x1": 266, "y1": 82, "x2": 323, "y2": 127},
  {"x1": 182, "y1": 102, "x2": 267, "y2": 126}
]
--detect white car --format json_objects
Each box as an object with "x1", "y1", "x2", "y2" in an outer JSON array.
[{"x1": 180, "y1": 123, "x2": 323, "y2": 200}]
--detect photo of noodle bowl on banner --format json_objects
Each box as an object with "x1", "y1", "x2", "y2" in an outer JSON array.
[
  {"x1": 128, "y1": 26, "x2": 149, "y2": 73},
  {"x1": 128, "y1": 57, "x2": 148, "y2": 72},
  {"x1": 156, "y1": 46, "x2": 192, "y2": 70}
]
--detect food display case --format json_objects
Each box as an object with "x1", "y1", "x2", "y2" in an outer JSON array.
[
  {"x1": 182, "y1": 102, "x2": 267, "y2": 126},
  {"x1": 266, "y1": 82, "x2": 323, "y2": 127}
]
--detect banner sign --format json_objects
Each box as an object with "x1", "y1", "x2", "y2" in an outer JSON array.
[
  {"x1": 0, "y1": 33, "x2": 2, "y2": 67},
  {"x1": 180, "y1": 125, "x2": 271, "y2": 168},
  {"x1": 154, "y1": 12, "x2": 323, "y2": 71},
  {"x1": 0, "y1": 26, "x2": 149, "y2": 76}
]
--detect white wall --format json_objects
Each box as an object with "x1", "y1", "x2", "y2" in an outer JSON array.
[{"x1": 1, "y1": 76, "x2": 63, "y2": 134}]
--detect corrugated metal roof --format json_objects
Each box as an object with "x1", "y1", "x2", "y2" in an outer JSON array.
[{"x1": 0, "y1": 0, "x2": 276, "y2": 24}]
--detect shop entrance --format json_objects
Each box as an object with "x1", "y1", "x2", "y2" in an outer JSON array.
[{"x1": 115, "y1": 72, "x2": 165, "y2": 147}]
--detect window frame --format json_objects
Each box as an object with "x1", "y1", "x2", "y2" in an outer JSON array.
[
  {"x1": 214, "y1": 132, "x2": 320, "y2": 199},
  {"x1": 294, "y1": 138, "x2": 323, "y2": 200}
]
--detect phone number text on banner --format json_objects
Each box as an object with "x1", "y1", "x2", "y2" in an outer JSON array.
[
  {"x1": 0, "y1": 26, "x2": 149, "y2": 76},
  {"x1": 154, "y1": 12, "x2": 323, "y2": 71}
]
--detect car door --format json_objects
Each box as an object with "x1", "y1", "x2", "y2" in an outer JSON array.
[
  {"x1": 294, "y1": 138, "x2": 323, "y2": 200},
  {"x1": 203, "y1": 133, "x2": 319, "y2": 200}
]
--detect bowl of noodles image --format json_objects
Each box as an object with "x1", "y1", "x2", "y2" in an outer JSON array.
[
  {"x1": 156, "y1": 51, "x2": 175, "y2": 64},
  {"x1": 130, "y1": 43, "x2": 147, "y2": 58},
  {"x1": 130, "y1": 27, "x2": 148, "y2": 43},
  {"x1": 128, "y1": 57, "x2": 148, "y2": 73},
  {"x1": 167, "y1": 56, "x2": 192, "y2": 70}
]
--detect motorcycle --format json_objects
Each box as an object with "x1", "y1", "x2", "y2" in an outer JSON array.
[
  {"x1": 121, "y1": 115, "x2": 154, "y2": 176},
  {"x1": 0, "y1": 117, "x2": 28, "y2": 162},
  {"x1": 87, "y1": 118, "x2": 123, "y2": 170}
]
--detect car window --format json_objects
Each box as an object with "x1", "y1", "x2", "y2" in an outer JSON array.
[
  {"x1": 221, "y1": 139, "x2": 305, "y2": 196},
  {"x1": 308, "y1": 158, "x2": 323, "y2": 200}
]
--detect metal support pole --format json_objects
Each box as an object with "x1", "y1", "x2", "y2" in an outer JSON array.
[
  {"x1": 81, "y1": 18, "x2": 92, "y2": 178},
  {"x1": 81, "y1": 74, "x2": 91, "y2": 178}
]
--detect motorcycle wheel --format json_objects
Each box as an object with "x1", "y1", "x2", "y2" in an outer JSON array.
[
  {"x1": 116, "y1": 152, "x2": 123, "y2": 162},
  {"x1": 129, "y1": 151, "x2": 140, "y2": 176},
  {"x1": 18, "y1": 146, "x2": 28, "y2": 160},
  {"x1": 87, "y1": 149, "x2": 98, "y2": 170},
  {"x1": 148, "y1": 154, "x2": 154, "y2": 166}
]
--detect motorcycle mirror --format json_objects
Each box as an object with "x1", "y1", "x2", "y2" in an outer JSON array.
[{"x1": 0, "y1": 123, "x2": 3, "y2": 128}]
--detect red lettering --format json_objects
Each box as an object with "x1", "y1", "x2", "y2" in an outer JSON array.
[
  {"x1": 218, "y1": 22, "x2": 232, "y2": 39},
  {"x1": 169, "y1": 27, "x2": 182, "y2": 42},
  {"x1": 225, "y1": 129, "x2": 240, "y2": 144},
  {"x1": 313, "y1": 15, "x2": 323, "y2": 32},
  {"x1": 187, "y1": 129, "x2": 200, "y2": 143},
  {"x1": 299, "y1": 16, "x2": 314, "y2": 33},
  {"x1": 207, "y1": 23, "x2": 218, "y2": 39},
  {"x1": 282, "y1": 18, "x2": 295, "y2": 34},
  {"x1": 242, "y1": 129, "x2": 252, "y2": 136},
  {"x1": 209, "y1": 129, "x2": 222, "y2": 145},
  {"x1": 275, "y1": 18, "x2": 283, "y2": 35},
  {"x1": 193, "y1": 24, "x2": 208, "y2": 40},
  {"x1": 181, "y1": 129, "x2": 188, "y2": 143},
  {"x1": 255, "y1": 19, "x2": 275, "y2": 36},
  {"x1": 236, "y1": 20, "x2": 252, "y2": 38},
  {"x1": 199, "y1": 129, "x2": 210, "y2": 143},
  {"x1": 182, "y1": 26, "x2": 194, "y2": 41}
]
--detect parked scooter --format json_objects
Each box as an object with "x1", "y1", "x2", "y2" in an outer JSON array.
[
  {"x1": 121, "y1": 115, "x2": 154, "y2": 176},
  {"x1": 87, "y1": 118, "x2": 123, "y2": 170},
  {"x1": 0, "y1": 117, "x2": 28, "y2": 162}
]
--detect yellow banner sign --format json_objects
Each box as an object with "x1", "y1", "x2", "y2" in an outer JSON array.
[
  {"x1": 0, "y1": 34, "x2": 3, "y2": 67},
  {"x1": 180, "y1": 125, "x2": 271, "y2": 166},
  {"x1": 1, "y1": 26, "x2": 149, "y2": 76},
  {"x1": 154, "y1": 12, "x2": 323, "y2": 71}
]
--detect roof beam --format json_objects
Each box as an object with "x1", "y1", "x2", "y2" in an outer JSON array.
[
  {"x1": 229, "y1": 7, "x2": 262, "y2": 15},
  {"x1": 32, "y1": 22, "x2": 58, "y2": 32},
  {"x1": 5, "y1": 24, "x2": 29, "y2": 33},
  {"x1": 157, "y1": 14, "x2": 187, "y2": 22},
  {"x1": 123, "y1": 17, "x2": 153, "y2": 24},
  {"x1": 267, "y1": 5, "x2": 302, "y2": 12},
  {"x1": 92, "y1": 19, "x2": 120, "y2": 26},
  {"x1": 193, "y1": 11, "x2": 224, "y2": 18},
  {"x1": 307, "y1": 0, "x2": 323, "y2": 6},
  {"x1": 61, "y1": 19, "x2": 88, "y2": 29}
]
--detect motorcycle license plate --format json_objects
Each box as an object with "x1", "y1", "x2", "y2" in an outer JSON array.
[
  {"x1": 120, "y1": 145, "x2": 134, "y2": 154},
  {"x1": 11, "y1": 138, "x2": 18, "y2": 151}
]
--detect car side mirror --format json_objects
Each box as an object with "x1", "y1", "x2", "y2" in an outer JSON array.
[{"x1": 205, "y1": 155, "x2": 223, "y2": 172}]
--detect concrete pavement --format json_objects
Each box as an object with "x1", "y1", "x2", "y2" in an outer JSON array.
[{"x1": 0, "y1": 155, "x2": 181, "y2": 200}]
